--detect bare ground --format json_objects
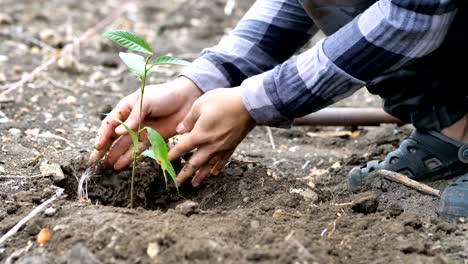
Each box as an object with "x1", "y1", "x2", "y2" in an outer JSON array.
[{"x1": 0, "y1": 0, "x2": 467, "y2": 263}]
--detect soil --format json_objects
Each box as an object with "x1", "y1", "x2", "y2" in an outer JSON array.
[{"x1": 0, "y1": 0, "x2": 467, "y2": 263}]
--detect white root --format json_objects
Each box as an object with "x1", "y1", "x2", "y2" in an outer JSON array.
[
  {"x1": 77, "y1": 167, "x2": 95, "y2": 201},
  {"x1": 0, "y1": 187, "x2": 64, "y2": 245}
]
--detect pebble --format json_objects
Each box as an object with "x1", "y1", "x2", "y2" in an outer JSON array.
[
  {"x1": 175, "y1": 200, "x2": 199, "y2": 216},
  {"x1": 40, "y1": 161, "x2": 65, "y2": 182},
  {"x1": 65, "y1": 95, "x2": 77, "y2": 105},
  {"x1": 0, "y1": 166, "x2": 5, "y2": 174},
  {"x1": 9, "y1": 128, "x2": 22, "y2": 136},
  {"x1": 330, "y1": 161, "x2": 341, "y2": 170},
  {"x1": 147, "y1": 242, "x2": 160, "y2": 259},
  {"x1": 6, "y1": 205, "x2": 18, "y2": 214},
  {"x1": 0, "y1": 13, "x2": 13, "y2": 25},
  {"x1": 39, "y1": 29, "x2": 64, "y2": 48},
  {"x1": 57, "y1": 55, "x2": 82, "y2": 74},
  {"x1": 25, "y1": 128, "x2": 41, "y2": 137},
  {"x1": 250, "y1": 220, "x2": 260, "y2": 230},
  {"x1": 351, "y1": 191, "x2": 379, "y2": 214},
  {"x1": 0, "y1": 73, "x2": 6, "y2": 83},
  {"x1": 44, "y1": 207, "x2": 56, "y2": 217},
  {"x1": 243, "y1": 197, "x2": 250, "y2": 203},
  {"x1": 289, "y1": 188, "x2": 318, "y2": 203}
]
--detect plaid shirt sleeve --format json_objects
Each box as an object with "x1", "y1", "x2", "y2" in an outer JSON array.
[{"x1": 181, "y1": 0, "x2": 458, "y2": 128}]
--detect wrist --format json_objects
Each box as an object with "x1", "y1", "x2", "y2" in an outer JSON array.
[{"x1": 173, "y1": 76, "x2": 203, "y2": 102}]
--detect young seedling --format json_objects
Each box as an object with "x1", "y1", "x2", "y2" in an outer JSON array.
[{"x1": 102, "y1": 29, "x2": 190, "y2": 208}]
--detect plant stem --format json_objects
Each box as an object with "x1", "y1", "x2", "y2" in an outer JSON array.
[{"x1": 129, "y1": 56, "x2": 152, "y2": 208}]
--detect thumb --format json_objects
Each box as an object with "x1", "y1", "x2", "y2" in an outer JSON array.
[
  {"x1": 176, "y1": 104, "x2": 200, "y2": 134},
  {"x1": 115, "y1": 102, "x2": 142, "y2": 135}
]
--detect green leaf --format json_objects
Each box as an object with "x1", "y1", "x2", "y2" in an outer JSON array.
[
  {"x1": 151, "y1": 56, "x2": 191, "y2": 67},
  {"x1": 111, "y1": 116, "x2": 139, "y2": 154},
  {"x1": 102, "y1": 30, "x2": 153, "y2": 55},
  {"x1": 145, "y1": 127, "x2": 178, "y2": 189},
  {"x1": 119, "y1": 52, "x2": 146, "y2": 80}
]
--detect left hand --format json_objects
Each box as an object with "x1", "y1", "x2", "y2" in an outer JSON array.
[{"x1": 168, "y1": 87, "x2": 256, "y2": 187}]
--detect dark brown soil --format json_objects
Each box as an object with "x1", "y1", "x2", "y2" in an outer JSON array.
[{"x1": 0, "y1": 0, "x2": 467, "y2": 263}]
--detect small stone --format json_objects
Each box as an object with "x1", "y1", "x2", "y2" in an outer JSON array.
[
  {"x1": 6, "y1": 205, "x2": 18, "y2": 214},
  {"x1": 398, "y1": 240, "x2": 425, "y2": 254},
  {"x1": 57, "y1": 55, "x2": 81, "y2": 74},
  {"x1": 272, "y1": 209, "x2": 287, "y2": 218},
  {"x1": 243, "y1": 197, "x2": 250, "y2": 203},
  {"x1": 289, "y1": 188, "x2": 318, "y2": 203},
  {"x1": 147, "y1": 242, "x2": 160, "y2": 259},
  {"x1": 250, "y1": 220, "x2": 260, "y2": 230},
  {"x1": 44, "y1": 207, "x2": 56, "y2": 217},
  {"x1": 387, "y1": 203, "x2": 404, "y2": 217},
  {"x1": 25, "y1": 128, "x2": 41, "y2": 137},
  {"x1": 330, "y1": 162, "x2": 341, "y2": 170},
  {"x1": 0, "y1": 13, "x2": 13, "y2": 25},
  {"x1": 90, "y1": 71, "x2": 106, "y2": 82},
  {"x1": 13, "y1": 65, "x2": 22, "y2": 74},
  {"x1": 351, "y1": 191, "x2": 379, "y2": 214},
  {"x1": 0, "y1": 73, "x2": 6, "y2": 83},
  {"x1": 9, "y1": 128, "x2": 21, "y2": 136},
  {"x1": 39, "y1": 29, "x2": 64, "y2": 48},
  {"x1": 40, "y1": 161, "x2": 65, "y2": 182},
  {"x1": 175, "y1": 200, "x2": 199, "y2": 216},
  {"x1": 0, "y1": 110, "x2": 8, "y2": 124},
  {"x1": 65, "y1": 96, "x2": 77, "y2": 105},
  {"x1": 0, "y1": 166, "x2": 5, "y2": 174}
]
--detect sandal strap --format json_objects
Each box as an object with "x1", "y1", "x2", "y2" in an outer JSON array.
[{"x1": 360, "y1": 129, "x2": 468, "y2": 180}]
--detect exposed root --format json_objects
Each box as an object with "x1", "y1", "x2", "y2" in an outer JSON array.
[{"x1": 77, "y1": 167, "x2": 96, "y2": 202}]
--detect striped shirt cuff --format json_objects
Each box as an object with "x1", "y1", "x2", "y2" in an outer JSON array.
[{"x1": 179, "y1": 57, "x2": 231, "y2": 93}]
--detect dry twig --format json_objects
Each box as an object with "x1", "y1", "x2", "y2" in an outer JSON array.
[
  {"x1": 374, "y1": 170, "x2": 441, "y2": 197},
  {"x1": 0, "y1": 187, "x2": 64, "y2": 245}
]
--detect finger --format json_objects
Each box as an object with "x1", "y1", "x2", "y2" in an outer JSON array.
[
  {"x1": 176, "y1": 147, "x2": 214, "y2": 185},
  {"x1": 176, "y1": 103, "x2": 201, "y2": 134},
  {"x1": 93, "y1": 92, "x2": 138, "y2": 153},
  {"x1": 105, "y1": 135, "x2": 133, "y2": 168},
  {"x1": 115, "y1": 96, "x2": 142, "y2": 135},
  {"x1": 210, "y1": 150, "x2": 234, "y2": 176},
  {"x1": 168, "y1": 133, "x2": 197, "y2": 161},
  {"x1": 114, "y1": 140, "x2": 150, "y2": 170},
  {"x1": 192, "y1": 157, "x2": 218, "y2": 187}
]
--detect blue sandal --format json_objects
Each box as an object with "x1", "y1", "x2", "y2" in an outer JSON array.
[
  {"x1": 348, "y1": 129, "x2": 468, "y2": 192},
  {"x1": 438, "y1": 173, "x2": 468, "y2": 220}
]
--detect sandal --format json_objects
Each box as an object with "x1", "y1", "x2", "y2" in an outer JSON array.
[
  {"x1": 348, "y1": 129, "x2": 468, "y2": 192},
  {"x1": 438, "y1": 173, "x2": 468, "y2": 220}
]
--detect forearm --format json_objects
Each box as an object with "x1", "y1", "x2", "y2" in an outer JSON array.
[
  {"x1": 239, "y1": 0, "x2": 458, "y2": 127},
  {"x1": 180, "y1": 0, "x2": 316, "y2": 93}
]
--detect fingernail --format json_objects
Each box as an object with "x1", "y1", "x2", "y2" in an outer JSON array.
[
  {"x1": 176, "y1": 123, "x2": 185, "y2": 134},
  {"x1": 115, "y1": 125, "x2": 125, "y2": 134},
  {"x1": 89, "y1": 150, "x2": 97, "y2": 162},
  {"x1": 192, "y1": 182, "x2": 199, "y2": 188}
]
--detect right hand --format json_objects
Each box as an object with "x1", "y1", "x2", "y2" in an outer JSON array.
[{"x1": 88, "y1": 76, "x2": 202, "y2": 170}]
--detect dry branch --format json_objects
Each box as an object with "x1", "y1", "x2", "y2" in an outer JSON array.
[
  {"x1": 0, "y1": 187, "x2": 64, "y2": 245},
  {"x1": 375, "y1": 170, "x2": 441, "y2": 197}
]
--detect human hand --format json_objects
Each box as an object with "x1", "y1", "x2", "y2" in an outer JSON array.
[
  {"x1": 89, "y1": 76, "x2": 202, "y2": 169},
  {"x1": 168, "y1": 87, "x2": 256, "y2": 187}
]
